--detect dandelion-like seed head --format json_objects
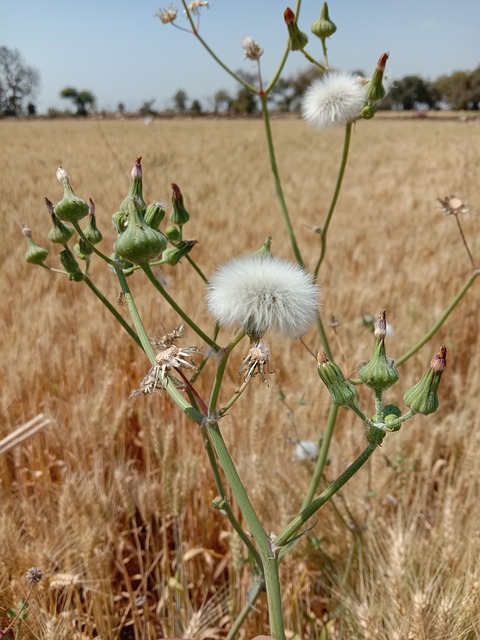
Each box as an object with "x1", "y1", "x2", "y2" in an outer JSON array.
[
  {"x1": 207, "y1": 255, "x2": 319, "y2": 341},
  {"x1": 241, "y1": 37, "x2": 264, "y2": 61},
  {"x1": 156, "y1": 5, "x2": 178, "y2": 23},
  {"x1": 301, "y1": 72, "x2": 366, "y2": 130}
]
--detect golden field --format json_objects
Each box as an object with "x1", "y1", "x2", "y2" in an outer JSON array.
[{"x1": 1, "y1": 116, "x2": 480, "y2": 639}]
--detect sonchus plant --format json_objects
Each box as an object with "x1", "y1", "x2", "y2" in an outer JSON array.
[{"x1": 22, "y1": 2, "x2": 479, "y2": 638}]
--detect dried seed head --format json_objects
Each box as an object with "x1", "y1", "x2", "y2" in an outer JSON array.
[
  {"x1": 241, "y1": 37, "x2": 264, "y2": 61},
  {"x1": 25, "y1": 567, "x2": 43, "y2": 585},
  {"x1": 239, "y1": 342, "x2": 273, "y2": 383},
  {"x1": 438, "y1": 195, "x2": 469, "y2": 216},
  {"x1": 156, "y1": 5, "x2": 177, "y2": 23}
]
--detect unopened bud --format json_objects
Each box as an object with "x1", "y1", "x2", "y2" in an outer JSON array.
[
  {"x1": 284, "y1": 7, "x2": 309, "y2": 51},
  {"x1": 365, "y1": 52, "x2": 389, "y2": 102},
  {"x1": 112, "y1": 210, "x2": 128, "y2": 234},
  {"x1": 60, "y1": 247, "x2": 84, "y2": 281},
  {"x1": 252, "y1": 236, "x2": 273, "y2": 258},
  {"x1": 145, "y1": 202, "x2": 166, "y2": 230},
  {"x1": 311, "y1": 2, "x2": 337, "y2": 40},
  {"x1": 119, "y1": 157, "x2": 147, "y2": 214},
  {"x1": 165, "y1": 224, "x2": 181, "y2": 242},
  {"x1": 317, "y1": 352, "x2": 358, "y2": 408},
  {"x1": 45, "y1": 197, "x2": 74, "y2": 244},
  {"x1": 161, "y1": 239, "x2": 198, "y2": 265},
  {"x1": 54, "y1": 166, "x2": 89, "y2": 223},
  {"x1": 170, "y1": 183, "x2": 190, "y2": 225},
  {"x1": 404, "y1": 346, "x2": 446, "y2": 415},
  {"x1": 22, "y1": 224, "x2": 49, "y2": 264},
  {"x1": 113, "y1": 198, "x2": 167, "y2": 265},
  {"x1": 83, "y1": 200, "x2": 103, "y2": 245},
  {"x1": 359, "y1": 311, "x2": 399, "y2": 392}
]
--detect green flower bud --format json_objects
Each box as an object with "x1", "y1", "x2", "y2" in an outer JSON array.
[
  {"x1": 170, "y1": 183, "x2": 190, "y2": 225},
  {"x1": 161, "y1": 239, "x2": 198, "y2": 265},
  {"x1": 60, "y1": 247, "x2": 84, "y2": 281},
  {"x1": 404, "y1": 346, "x2": 447, "y2": 415},
  {"x1": 112, "y1": 210, "x2": 128, "y2": 234},
  {"x1": 45, "y1": 197, "x2": 74, "y2": 244},
  {"x1": 119, "y1": 157, "x2": 147, "y2": 214},
  {"x1": 383, "y1": 404, "x2": 401, "y2": 420},
  {"x1": 22, "y1": 224, "x2": 49, "y2": 264},
  {"x1": 311, "y1": 2, "x2": 337, "y2": 40},
  {"x1": 83, "y1": 199, "x2": 103, "y2": 245},
  {"x1": 317, "y1": 352, "x2": 358, "y2": 408},
  {"x1": 284, "y1": 7, "x2": 309, "y2": 51},
  {"x1": 365, "y1": 52, "x2": 389, "y2": 103},
  {"x1": 145, "y1": 202, "x2": 166, "y2": 230},
  {"x1": 113, "y1": 198, "x2": 167, "y2": 265},
  {"x1": 74, "y1": 240, "x2": 91, "y2": 260},
  {"x1": 361, "y1": 103, "x2": 377, "y2": 120},
  {"x1": 359, "y1": 311, "x2": 399, "y2": 392},
  {"x1": 54, "y1": 167, "x2": 89, "y2": 223},
  {"x1": 252, "y1": 236, "x2": 273, "y2": 258},
  {"x1": 165, "y1": 224, "x2": 181, "y2": 242}
]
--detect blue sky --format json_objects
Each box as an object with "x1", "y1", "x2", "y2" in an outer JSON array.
[{"x1": 2, "y1": 0, "x2": 479, "y2": 113}]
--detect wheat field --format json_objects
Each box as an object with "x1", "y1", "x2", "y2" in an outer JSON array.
[{"x1": 1, "y1": 116, "x2": 480, "y2": 639}]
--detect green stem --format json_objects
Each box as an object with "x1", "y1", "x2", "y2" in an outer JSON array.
[
  {"x1": 180, "y1": 0, "x2": 256, "y2": 93},
  {"x1": 201, "y1": 427, "x2": 263, "y2": 569},
  {"x1": 301, "y1": 49, "x2": 327, "y2": 71},
  {"x1": 141, "y1": 262, "x2": 219, "y2": 351},
  {"x1": 226, "y1": 579, "x2": 264, "y2": 640},
  {"x1": 396, "y1": 269, "x2": 479, "y2": 366},
  {"x1": 315, "y1": 312, "x2": 333, "y2": 360},
  {"x1": 321, "y1": 38, "x2": 329, "y2": 68},
  {"x1": 314, "y1": 122, "x2": 353, "y2": 278},
  {"x1": 83, "y1": 276, "x2": 143, "y2": 350},
  {"x1": 265, "y1": 0, "x2": 302, "y2": 93},
  {"x1": 185, "y1": 253, "x2": 209, "y2": 283},
  {"x1": 208, "y1": 331, "x2": 246, "y2": 414},
  {"x1": 276, "y1": 441, "x2": 378, "y2": 547},
  {"x1": 72, "y1": 221, "x2": 116, "y2": 266},
  {"x1": 114, "y1": 267, "x2": 155, "y2": 362},
  {"x1": 206, "y1": 422, "x2": 285, "y2": 639},
  {"x1": 301, "y1": 404, "x2": 338, "y2": 508},
  {"x1": 260, "y1": 94, "x2": 303, "y2": 266}
]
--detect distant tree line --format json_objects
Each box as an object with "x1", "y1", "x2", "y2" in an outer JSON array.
[{"x1": 1, "y1": 44, "x2": 479, "y2": 117}]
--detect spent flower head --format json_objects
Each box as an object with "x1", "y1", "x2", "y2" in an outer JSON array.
[
  {"x1": 207, "y1": 255, "x2": 319, "y2": 341},
  {"x1": 156, "y1": 5, "x2": 178, "y2": 23},
  {"x1": 132, "y1": 344, "x2": 199, "y2": 396},
  {"x1": 188, "y1": 0, "x2": 210, "y2": 13},
  {"x1": 241, "y1": 37, "x2": 264, "y2": 61},
  {"x1": 438, "y1": 195, "x2": 469, "y2": 216},
  {"x1": 301, "y1": 72, "x2": 366, "y2": 130},
  {"x1": 239, "y1": 342, "x2": 272, "y2": 383}
]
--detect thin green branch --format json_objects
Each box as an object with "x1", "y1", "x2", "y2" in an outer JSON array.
[
  {"x1": 141, "y1": 262, "x2": 219, "y2": 351},
  {"x1": 260, "y1": 94, "x2": 303, "y2": 266},
  {"x1": 276, "y1": 440, "x2": 380, "y2": 548},
  {"x1": 208, "y1": 331, "x2": 246, "y2": 415},
  {"x1": 314, "y1": 122, "x2": 353, "y2": 278},
  {"x1": 396, "y1": 269, "x2": 479, "y2": 366},
  {"x1": 83, "y1": 275, "x2": 143, "y2": 350}
]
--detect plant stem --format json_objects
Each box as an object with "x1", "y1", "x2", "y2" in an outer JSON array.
[
  {"x1": 301, "y1": 49, "x2": 327, "y2": 71},
  {"x1": 301, "y1": 404, "x2": 338, "y2": 508},
  {"x1": 315, "y1": 312, "x2": 333, "y2": 360},
  {"x1": 396, "y1": 269, "x2": 479, "y2": 366},
  {"x1": 141, "y1": 262, "x2": 219, "y2": 351},
  {"x1": 201, "y1": 427, "x2": 263, "y2": 569},
  {"x1": 314, "y1": 122, "x2": 353, "y2": 278},
  {"x1": 208, "y1": 331, "x2": 246, "y2": 414},
  {"x1": 276, "y1": 441, "x2": 378, "y2": 547},
  {"x1": 72, "y1": 221, "x2": 116, "y2": 266},
  {"x1": 260, "y1": 94, "x2": 303, "y2": 266},
  {"x1": 454, "y1": 212, "x2": 476, "y2": 267},
  {"x1": 82, "y1": 276, "x2": 143, "y2": 350},
  {"x1": 114, "y1": 267, "x2": 155, "y2": 362},
  {"x1": 206, "y1": 422, "x2": 285, "y2": 639},
  {"x1": 180, "y1": 0, "x2": 256, "y2": 92}
]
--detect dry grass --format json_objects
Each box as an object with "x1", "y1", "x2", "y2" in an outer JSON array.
[{"x1": 1, "y1": 116, "x2": 480, "y2": 639}]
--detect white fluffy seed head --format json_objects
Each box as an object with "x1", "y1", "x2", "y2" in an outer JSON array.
[
  {"x1": 206, "y1": 255, "x2": 319, "y2": 340},
  {"x1": 301, "y1": 72, "x2": 366, "y2": 130}
]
